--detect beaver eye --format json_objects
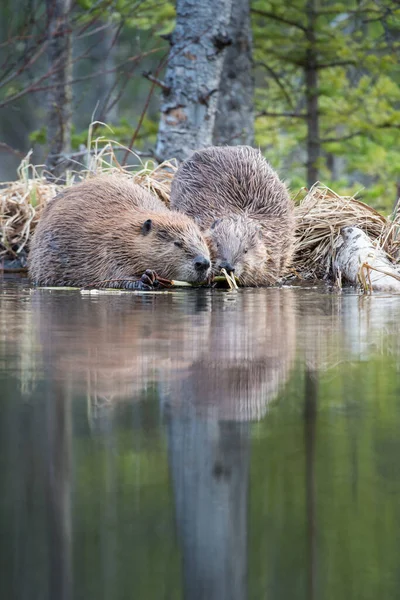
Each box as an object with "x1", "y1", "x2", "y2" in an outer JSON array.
[
  {"x1": 244, "y1": 248, "x2": 249, "y2": 254},
  {"x1": 174, "y1": 241, "x2": 183, "y2": 248}
]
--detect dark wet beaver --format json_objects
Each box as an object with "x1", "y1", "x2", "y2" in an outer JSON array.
[
  {"x1": 29, "y1": 175, "x2": 211, "y2": 289},
  {"x1": 170, "y1": 145, "x2": 295, "y2": 285}
]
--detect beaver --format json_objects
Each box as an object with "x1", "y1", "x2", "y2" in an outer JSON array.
[
  {"x1": 28, "y1": 175, "x2": 211, "y2": 289},
  {"x1": 170, "y1": 145, "x2": 295, "y2": 286}
]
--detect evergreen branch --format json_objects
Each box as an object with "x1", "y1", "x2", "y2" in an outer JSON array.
[
  {"x1": 255, "y1": 61, "x2": 294, "y2": 107},
  {"x1": 256, "y1": 111, "x2": 307, "y2": 119},
  {"x1": 323, "y1": 123, "x2": 400, "y2": 143},
  {"x1": 317, "y1": 60, "x2": 357, "y2": 69},
  {"x1": 315, "y1": 8, "x2": 390, "y2": 17},
  {"x1": 251, "y1": 9, "x2": 307, "y2": 32}
]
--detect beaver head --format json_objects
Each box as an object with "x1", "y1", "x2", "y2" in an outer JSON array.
[
  {"x1": 205, "y1": 215, "x2": 267, "y2": 283},
  {"x1": 135, "y1": 211, "x2": 211, "y2": 283}
]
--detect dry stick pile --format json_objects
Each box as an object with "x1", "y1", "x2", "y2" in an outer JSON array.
[
  {"x1": 0, "y1": 158, "x2": 59, "y2": 263},
  {"x1": 1, "y1": 151, "x2": 399, "y2": 283},
  {"x1": 293, "y1": 183, "x2": 400, "y2": 280}
]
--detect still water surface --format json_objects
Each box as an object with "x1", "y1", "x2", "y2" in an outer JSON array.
[{"x1": 1, "y1": 276, "x2": 400, "y2": 600}]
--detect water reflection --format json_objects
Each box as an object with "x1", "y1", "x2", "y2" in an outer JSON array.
[{"x1": 2, "y1": 280, "x2": 400, "y2": 599}]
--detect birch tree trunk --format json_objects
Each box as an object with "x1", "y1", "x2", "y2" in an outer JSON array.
[
  {"x1": 334, "y1": 226, "x2": 400, "y2": 292},
  {"x1": 155, "y1": 0, "x2": 233, "y2": 162},
  {"x1": 167, "y1": 415, "x2": 249, "y2": 600},
  {"x1": 213, "y1": 0, "x2": 254, "y2": 146},
  {"x1": 45, "y1": 0, "x2": 72, "y2": 179}
]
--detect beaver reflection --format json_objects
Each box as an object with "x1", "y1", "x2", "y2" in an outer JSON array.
[
  {"x1": 161, "y1": 288, "x2": 296, "y2": 420},
  {"x1": 32, "y1": 288, "x2": 296, "y2": 600},
  {"x1": 31, "y1": 290, "x2": 212, "y2": 406},
  {"x1": 162, "y1": 289, "x2": 296, "y2": 600},
  {"x1": 33, "y1": 288, "x2": 295, "y2": 419}
]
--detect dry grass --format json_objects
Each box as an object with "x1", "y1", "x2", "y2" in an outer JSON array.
[
  {"x1": 0, "y1": 154, "x2": 59, "y2": 262},
  {"x1": 292, "y1": 183, "x2": 400, "y2": 280},
  {"x1": 132, "y1": 160, "x2": 177, "y2": 207},
  {"x1": 0, "y1": 141, "x2": 177, "y2": 264},
  {"x1": 2, "y1": 144, "x2": 399, "y2": 283}
]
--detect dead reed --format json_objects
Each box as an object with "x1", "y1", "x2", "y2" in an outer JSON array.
[
  {"x1": 0, "y1": 141, "x2": 177, "y2": 264},
  {"x1": 292, "y1": 183, "x2": 400, "y2": 280},
  {"x1": 1, "y1": 143, "x2": 399, "y2": 284}
]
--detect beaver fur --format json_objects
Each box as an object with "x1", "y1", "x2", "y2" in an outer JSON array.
[
  {"x1": 170, "y1": 145, "x2": 295, "y2": 286},
  {"x1": 29, "y1": 175, "x2": 211, "y2": 288}
]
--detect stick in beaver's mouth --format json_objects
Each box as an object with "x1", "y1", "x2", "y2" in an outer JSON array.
[{"x1": 220, "y1": 268, "x2": 239, "y2": 290}]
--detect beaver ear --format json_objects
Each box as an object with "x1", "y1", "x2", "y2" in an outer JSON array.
[
  {"x1": 141, "y1": 219, "x2": 152, "y2": 235},
  {"x1": 211, "y1": 218, "x2": 221, "y2": 230}
]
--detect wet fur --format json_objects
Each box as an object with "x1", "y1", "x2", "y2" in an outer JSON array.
[
  {"x1": 29, "y1": 175, "x2": 211, "y2": 287},
  {"x1": 170, "y1": 146, "x2": 295, "y2": 285}
]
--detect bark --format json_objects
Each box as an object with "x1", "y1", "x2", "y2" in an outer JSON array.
[
  {"x1": 213, "y1": 0, "x2": 254, "y2": 146},
  {"x1": 155, "y1": 0, "x2": 233, "y2": 162},
  {"x1": 334, "y1": 226, "x2": 400, "y2": 292},
  {"x1": 45, "y1": 0, "x2": 72, "y2": 179},
  {"x1": 305, "y1": 0, "x2": 319, "y2": 188}
]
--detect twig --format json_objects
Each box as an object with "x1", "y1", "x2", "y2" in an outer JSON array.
[{"x1": 142, "y1": 71, "x2": 170, "y2": 93}]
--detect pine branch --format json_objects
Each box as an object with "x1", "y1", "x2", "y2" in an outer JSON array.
[
  {"x1": 256, "y1": 111, "x2": 307, "y2": 119},
  {"x1": 255, "y1": 61, "x2": 294, "y2": 108},
  {"x1": 323, "y1": 123, "x2": 400, "y2": 143},
  {"x1": 251, "y1": 9, "x2": 307, "y2": 32}
]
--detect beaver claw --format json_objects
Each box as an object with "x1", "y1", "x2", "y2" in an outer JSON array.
[{"x1": 123, "y1": 270, "x2": 159, "y2": 291}]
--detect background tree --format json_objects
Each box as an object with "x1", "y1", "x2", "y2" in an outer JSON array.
[
  {"x1": 0, "y1": 0, "x2": 175, "y2": 178},
  {"x1": 1, "y1": 0, "x2": 400, "y2": 209},
  {"x1": 213, "y1": 0, "x2": 254, "y2": 146},
  {"x1": 45, "y1": 0, "x2": 73, "y2": 178},
  {"x1": 155, "y1": 0, "x2": 234, "y2": 162},
  {"x1": 252, "y1": 0, "x2": 400, "y2": 204}
]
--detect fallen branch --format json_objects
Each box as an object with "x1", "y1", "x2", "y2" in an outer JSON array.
[{"x1": 334, "y1": 226, "x2": 400, "y2": 292}]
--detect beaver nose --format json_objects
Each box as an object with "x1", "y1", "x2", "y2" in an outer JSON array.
[
  {"x1": 220, "y1": 261, "x2": 235, "y2": 273},
  {"x1": 194, "y1": 256, "x2": 211, "y2": 271}
]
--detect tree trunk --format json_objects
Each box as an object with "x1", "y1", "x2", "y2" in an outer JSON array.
[
  {"x1": 45, "y1": 0, "x2": 72, "y2": 179},
  {"x1": 305, "y1": 0, "x2": 319, "y2": 188},
  {"x1": 212, "y1": 0, "x2": 254, "y2": 146},
  {"x1": 167, "y1": 414, "x2": 250, "y2": 600},
  {"x1": 304, "y1": 368, "x2": 318, "y2": 600},
  {"x1": 91, "y1": 21, "x2": 119, "y2": 125},
  {"x1": 155, "y1": 0, "x2": 233, "y2": 162}
]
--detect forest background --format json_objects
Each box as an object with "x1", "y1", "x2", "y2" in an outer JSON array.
[{"x1": 0, "y1": 0, "x2": 399, "y2": 210}]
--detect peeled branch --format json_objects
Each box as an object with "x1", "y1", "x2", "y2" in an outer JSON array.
[{"x1": 334, "y1": 226, "x2": 400, "y2": 292}]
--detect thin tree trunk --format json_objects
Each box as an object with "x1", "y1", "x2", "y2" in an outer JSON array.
[
  {"x1": 304, "y1": 367, "x2": 318, "y2": 600},
  {"x1": 155, "y1": 0, "x2": 233, "y2": 162},
  {"x1": 305, "y1": 0, "x2": 319, "y2": 188},
  {"x1": 213, "y1": 0, "x2": 254, "y2": 146},
  {"x1": 92, "y1": 21, "x2": 119, "y2": 125},
  {"x1": 45, "y1": 0, "x2": 72, "y2": 179}
]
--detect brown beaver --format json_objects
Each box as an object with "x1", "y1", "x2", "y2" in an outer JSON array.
[
  {"x1": 28, "y1": 175, "x2": 211, "y2": 289},
  {"x1": 170, "y1": 145, "x2": 295, "y2": 285}
]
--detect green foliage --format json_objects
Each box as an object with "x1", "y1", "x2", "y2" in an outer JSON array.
[
  {"x1": 252, "y1": 0, "x2": 400, "y2": 208},
  {"x1": 75, "y1": 0, "x2": 175, "y2": 33}
]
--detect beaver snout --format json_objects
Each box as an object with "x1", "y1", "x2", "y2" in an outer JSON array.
[
  {"x1": 219, "y1": 261, "x2": 235, "y2": 273},
  {"x1": 194, "y1": 256, "x2": 211, "y2": 272}
]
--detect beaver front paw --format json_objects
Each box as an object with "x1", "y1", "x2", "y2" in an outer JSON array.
[{"x1": 123, "y1": 270, "x2": 159, "y2": 291}]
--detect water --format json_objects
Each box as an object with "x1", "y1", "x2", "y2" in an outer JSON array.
[{"x1": 1, "y1": 276, "x2": 400, "y2": 600}]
